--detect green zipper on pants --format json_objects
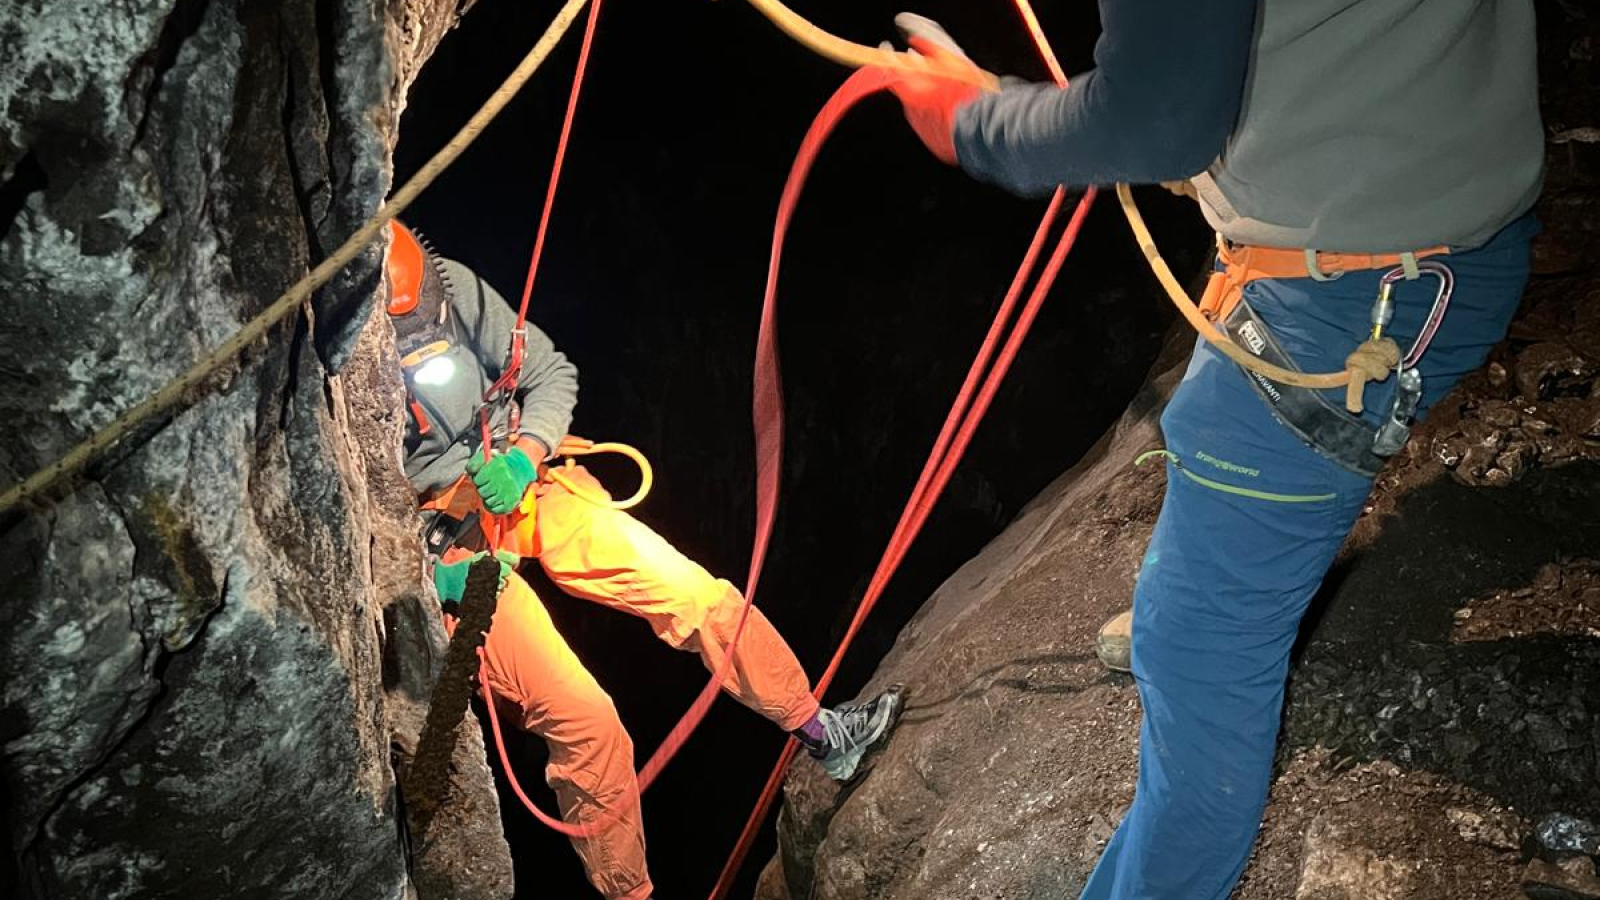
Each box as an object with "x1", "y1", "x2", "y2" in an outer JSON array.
[{"x1": 1135, "y1": 450, "x2": 1337, "y2": 504}]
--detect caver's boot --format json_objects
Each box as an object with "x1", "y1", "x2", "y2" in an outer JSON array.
[
  {"x1": 1096, "y1": 609, "x2": 1133, "y2": 673},
  {"x1": 798, "y1": 686, "x2": 906, "y2": 782}
]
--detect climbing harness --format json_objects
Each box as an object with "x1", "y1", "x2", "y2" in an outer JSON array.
[
  {"x1": 1196, "y1": 239, "x2": 1449, "y2": 328},
  {"x1": 1200, "y1": 241, "x2": 1456, "y2": 476}
]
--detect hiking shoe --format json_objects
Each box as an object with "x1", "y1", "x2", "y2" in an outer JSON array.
[
  {"x1": 1096, "y1": 610, "x2": 1133, "y2": 673},
  {"x1": 814, "y1": 686, "x2": 904, "y2": 782}
]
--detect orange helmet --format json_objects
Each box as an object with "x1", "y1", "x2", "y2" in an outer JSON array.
[{"x1": 386, "y1": 219, "x2": 427, "y2": 316}]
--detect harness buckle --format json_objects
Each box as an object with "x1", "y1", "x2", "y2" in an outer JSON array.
[{"x1": 1305, "y1": 248, "x2": 1343, "y2": 282}]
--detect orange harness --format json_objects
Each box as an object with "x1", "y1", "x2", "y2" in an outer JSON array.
[
  {"x1": 420, "y1": 435, "x2": 656, "y2": 560},
  {"x1": 1198, "y1": 238, "x2": 1451, "y2": 324},
  {"x1": 420, "y1": 435, "x2": 548, "y2": 558}
]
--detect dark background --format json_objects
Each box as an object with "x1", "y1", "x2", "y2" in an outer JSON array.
[{"x1": 394, "y1": 1, "x2": 1206, "y2": 897}]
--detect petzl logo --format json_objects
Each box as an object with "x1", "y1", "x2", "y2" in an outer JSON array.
[{"x1": 1238, "y1": 321, "x2": 1267, "y2": 355}]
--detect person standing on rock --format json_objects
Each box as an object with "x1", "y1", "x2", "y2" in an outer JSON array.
[
  {"x1": 872, "y1": 4, "x2": 1540, "y2": 898},
  {"x1": 381, "y1": 220, "x2": 902, "y2": 900}
]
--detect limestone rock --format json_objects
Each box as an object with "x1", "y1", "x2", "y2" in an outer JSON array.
[
  {"x1": 0, "y1": 1, "x2": 510, "y2": 898},
  {"x1": 1295, "y1": 814, "x2": 1415, "y2": 900},
  {"x1": 1523, "y1": 857, "x2": 1600, "y2": 900}
]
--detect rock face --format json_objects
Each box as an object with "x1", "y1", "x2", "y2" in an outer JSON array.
[
  {"x1": 754, "y1": 337, "x2": 1183, "y2": 900},
  {"x1": 0, "y1": 2, "x2": 511, "y2": 899}
]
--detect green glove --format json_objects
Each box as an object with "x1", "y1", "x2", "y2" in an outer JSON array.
[
  {"x1": 432, "y1": 551, "x2": 517, "y2": 606},
  {"x1": 466, "y1": 445, "x2": 539, "y2": 515}
]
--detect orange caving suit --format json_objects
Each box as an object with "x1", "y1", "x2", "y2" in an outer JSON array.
[
  {"x1": 470, "y1": 470, "x2": 819, "y2": 900},
  {"x1": 390, "y1": 223, "x2": 818, "y2": 900}
]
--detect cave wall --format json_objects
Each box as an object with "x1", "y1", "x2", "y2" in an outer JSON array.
[{"x1": 0, "y1": 1, "x2": 511, "y2": 898}]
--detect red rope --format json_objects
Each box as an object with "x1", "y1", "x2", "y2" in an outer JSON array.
[
  {"x1": 707, "y1": 6, "x2": 1081, "y2": 896},
  {"x1": 484, "y1": 0, "x2": 605, "y2": 408},
  {"x1": 478, "y1": 0, "x2": 797, "y2": 838},
  {"x1": 478, "y1": 0, "x2": 620, "y2": 839},
  {"x1": 513, "y1": 0, "x2": 600, "y2": 326},
  {"x1": 480, "y1": 653, "x2": 589, "y2": 834},
  {"x1": 480, "y1": 0, "x2": 1086, "y2": 874}
]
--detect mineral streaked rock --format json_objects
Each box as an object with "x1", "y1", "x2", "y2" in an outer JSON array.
[{"x1": 0, "y1": 1, "x2": 510, "y2": 897}]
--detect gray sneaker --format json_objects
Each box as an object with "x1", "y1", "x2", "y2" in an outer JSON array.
[{"x1": 815, "y1": 687, "x2": 904, "y2": 782}]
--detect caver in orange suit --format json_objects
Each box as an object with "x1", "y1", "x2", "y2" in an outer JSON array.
[
  {"x1": 457, "y1": 468, "x2": 819, "y2": 900},
  {"x1": 392, "y1": 221, "x2": 901, "y2": 900}
]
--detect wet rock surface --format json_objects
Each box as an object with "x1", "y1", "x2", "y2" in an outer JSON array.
[
  {"x1": 756, "y1": 5, "x2": 1600, "y2": 899},
  {"x1": 0, "y1": 2, "x2": 510, "y2": 899}
]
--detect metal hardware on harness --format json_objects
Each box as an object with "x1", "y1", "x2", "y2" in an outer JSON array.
[
  {"x1": 424, "y1": 509, "x2": 485, "y2": 557},
  {"x1": 1221, "y1": 258, "x2": 1454, "y2": 474},
  {"x1": 1223, "y1": 300, "x2": 1391, "y2": 477},
  {"x1": 1370, "y1": 281, "x2": 1396, "y2": 340},
  {"x1": 1367, "y1": 261, "x2": 1451, "y2": 458},
  {"x1": 502, "y1": 327, "x2": 529, "y2": 433},
  {"x1": 1376, "y1": 259, "x2": 1452, "y2": 368},
  {"x1": 1373, "y1": 367, "x2": 1423, "y2": 457}
]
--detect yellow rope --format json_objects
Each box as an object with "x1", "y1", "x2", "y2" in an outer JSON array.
[
  {"x1": 547, "y1": 437, "x2": 655, "y2": 511},
  {"x1": 738, "y1": 0, "x2": 1383, "y2": 405},
  {"x1": 743, "y1": 0, "x2": 999, "y2": 89},
  {"x1": 1112, "y1": 183, "x2": 1349, "y2": 391},
  {"x1": 0, "y1": 0, "x2": 591, "y2": 517}
]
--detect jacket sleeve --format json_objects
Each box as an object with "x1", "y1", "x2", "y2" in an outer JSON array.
[
  {"x1": 442, "y1": 259, "x2": 578, "y2": 457},
  {"x1": 951, "y1": 0, "x2": 1257, "y2": 195}
]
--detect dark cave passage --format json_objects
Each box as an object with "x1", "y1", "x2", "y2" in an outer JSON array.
[{"x1": 392, "y1": 1, "x2": 1203, "y2": 896}]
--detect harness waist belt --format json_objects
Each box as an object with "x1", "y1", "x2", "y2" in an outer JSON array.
[{"x1": 1199, "y1": 239, "x2": 1450, "y2": 323}]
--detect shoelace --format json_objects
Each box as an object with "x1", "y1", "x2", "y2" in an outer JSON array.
[{"x1": 820, "y1": 702, "x2": 876, "y2": 754}]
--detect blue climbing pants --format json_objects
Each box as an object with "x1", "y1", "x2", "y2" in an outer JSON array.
[{"x1": 1079, "y1": 213, "x2": 1536, "y2": 900}]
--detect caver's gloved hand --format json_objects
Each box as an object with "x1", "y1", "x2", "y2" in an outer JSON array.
[
  {"x1": 874, "y1": 14, "x2": 990, "y2": 165},
  {"x1": 433, "y1": 550, "x2": 518, "y2": 606},
  {"x1": 893, "y1": 12, "x2": 967, "y2": 58},
  {"x1": 467, "y1": 445, "x2": 539, "y2": 514}
]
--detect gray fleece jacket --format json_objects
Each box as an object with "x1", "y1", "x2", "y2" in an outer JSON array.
[
  {"x1": 402, "y1": 258, "x2": 578, "y2": 495},
  {"x1": 954, "y1": 0, "x2": 1543, "y2": 253}
]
